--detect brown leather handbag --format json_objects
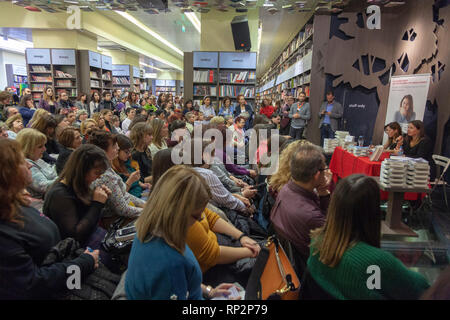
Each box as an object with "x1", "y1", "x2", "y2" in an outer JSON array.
[{"x1": 245, "y1": 236, "x2": 300, "y2": 300}]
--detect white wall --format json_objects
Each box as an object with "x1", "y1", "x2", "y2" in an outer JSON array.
[{"x1": 0, "y1": 49, "x2": 26, "y2": 90}]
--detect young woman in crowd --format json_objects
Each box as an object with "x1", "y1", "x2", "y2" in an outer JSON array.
[
  {"x1": 183, "y1": 99, "x2": 195, "y2": 116},
  {"x1": 38, "y1": 86, "x2": 57, "y2": 114},
  {"x1": 5, "y1": 113, "x2": 24, "y2": 139},
  {"x1": 0, "y1": 139, "x2": 99, "y2": 299},
  {"x1": 18, "y1": 94, "x2": 35, "y2": 127},
  {"x1": 121, "y1": 107, "x2": 136, "y2": 134},
  {"x1": 151, "y1": 149, "x2": 260, "y2": 286},
  {"x1": 91, "y1": 112, "x2": 106, "y2": 131},
  {"x1": 383, "y1": 122, "x2": 402, "y2": 152},
  {"x1": 149, "y1": 118, "x2": 169, "y2": 158},
  {"x1": 88, "y1": 130, "x2": 145, "y2": 220},
  {"x1": 126, "y1": 91, "x2": 139, "y2": 109},
  {"x1": 55, "y1": 126, "x2": 83, "y2": 175},
  {"x1": 75, "y1": 93, "x2": 88, "y2": 112},
  {"x1": 112, "y1": 115, "x2": 124, "y2": 134},
  {"x1": 16, "y1": 128, "x2": 57, "y2": 201},
  {"x1": 259, "y1": 98, "x2": 275, "y2": 119},
  {"x1": 125, "y1": 165, "x2": 237, "y2": 300},
  {"x1": 233, "y1": 94, "x2": 253, "y2": 130},
  {"x1": 112, "y1": 134, "x2": 151, "y2": 199},
  {"x1": 89, "y1": 91, "x2": 101, "y2": 117},
  {"x1": 199, "y1": 96, "x2": 216, "y2": 124},
  {"x1": 306, "y1": 174, "x2": 429, "y2": 299},
  {"x1": 80, "y1": 118, "x2": 98, "y2": 142},
  {"x1": 218, "y1": 97, "x2": 234, "y2": 118},
  {"x1": 167, "y1": 119, "x2": 188, "y2": 147},
  {"x1": 395, "y1": 120, "x2": 433, "y2": 162},
  {"x1": 130, "y1": 122, "x2": 153, "y2": 184},
  {"x1": 101, "y1": 109, "x2": 117, "y2": 134},
  {"x1": 30, "y1": 113, "x2": 59, "y2": 165}
]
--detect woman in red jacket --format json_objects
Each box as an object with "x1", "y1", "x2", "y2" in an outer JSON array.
[{"x1": 259, "y1": 98, "x2": 275, "y2": 119}]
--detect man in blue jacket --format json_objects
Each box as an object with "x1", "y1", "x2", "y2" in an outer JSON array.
[{"x1": 318, "y1": 91, "x2": 343, "y2": 147}]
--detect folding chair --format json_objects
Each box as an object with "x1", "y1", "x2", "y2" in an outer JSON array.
[{"x1": 431, "y1": 155, "x2": 450, "y2": 209}]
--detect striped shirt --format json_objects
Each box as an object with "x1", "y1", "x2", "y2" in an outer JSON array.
[{"x1": 193, "y1": 167, "x2": 246, "y2": 212}]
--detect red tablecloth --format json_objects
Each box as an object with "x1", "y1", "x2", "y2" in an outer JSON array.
[{"x1": 329, "y1": 147, "x2": 421, "y2": 201}]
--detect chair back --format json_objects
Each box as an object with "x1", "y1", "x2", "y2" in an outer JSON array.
[{"x1": 433, "y1": 155, "x2": 450, "y2": 170}]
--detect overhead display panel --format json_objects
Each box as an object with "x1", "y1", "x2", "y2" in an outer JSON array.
[
  {"x1": 219, "y1": 52, "x2": 257, "y2": 69},
  {"x1": 193, "y1": 52, "x2": 219, "y2": 68}
]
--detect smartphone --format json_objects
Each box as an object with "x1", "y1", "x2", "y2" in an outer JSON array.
[
  {"x1": 254, "y1": 182, "x2": 267, "y2": 188},
  {"x1": 115, "y1": 226, "x2": 136, "y2": 242}
]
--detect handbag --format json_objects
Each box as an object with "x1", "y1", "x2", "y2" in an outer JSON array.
[
  {"x1": 101, "y1": 217, "x2": 136, "y2": 256},
  {"x1": 245, "y1": 236, "x2": 300, "y2": 300}
]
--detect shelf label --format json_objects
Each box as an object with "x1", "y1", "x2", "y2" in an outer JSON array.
[
  {"x1": 193, "y1": 52, "x2": 218, "y2": 68},
  {"x1": 101, "y1": 55, "x2": 112, "y2": 70},
  {"x1": 166, "y1": 80, "x2": 176, "y2": 87},
  {"x1": 26, "y1": 48, "x2": 51, "y2": 65},
  {"x1": 133, "y1": 66, "x2": 140, "y2": 78},
  {"x1": 12, "y1": 65, "x2": 27, "y2": 76},
  {"x1": 112, "y1": 64, "x2": 130, "y2": 76},
  {"x1": 88, "y1": 51, "x2": 101, "y2": 68},
  {"x1": 303, "y1": 51, "x2": 312, "y2": 72},
  {"x1": 155, "y1": 79, "x2": 166, "y2": 86},
  {"x1": 219, "y1": 52, "x2": 257, "y2": 69},
  {"x1": 52, "y1": 49, "x2": 76, "y2": 65}
]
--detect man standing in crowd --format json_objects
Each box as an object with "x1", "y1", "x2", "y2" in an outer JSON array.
[
  {"x1": 98, "y1": 91, "x2": 114, "y2": 112},
  {"x1": 319, "y1": 90, "x2": 343, "y2": 147},
  {"x1": 289, "y1": 92, "x2": 311, "y2": 140},
  {"x1": 270, "y1": 144, "x2": 331, "y2": 267},
  {"x1": 58, "y1": 91, "x2": 74, "y2": 110}
]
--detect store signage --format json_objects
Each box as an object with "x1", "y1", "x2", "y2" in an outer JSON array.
[
  {"x1": 112, "y1": 64, "x2": 130, "y2": 76},
  {"x1": 101, "y1": 55, "x2": 112, "y2": 70},
  {"x1": 366, "y1": 5, "x2": 381, "y2": 30},
  {"x1": 155, "y1": 79, "x2": 166, "y2": 86},
  {"x1": 26, "y1": 48, "x2": 51, "y2": 65},
  {"x1": 52, "y1": 49, "x2": 76, "y2": 65},
  {"x1": 144, "y1": 73, "x2": 157, "y2": 79},
  {"x1": 88, "y1": 51, "x2": 101, "y2": 68},
  {"x1": 133, "y1": 66, "x2": 140, "y2": 78},
  {"x1": 166, "y1": 80, "x2": 176, "y2": 87},
  {"x1": 219, "y1": 52, "x2": 257, "y2": 69},
  {"x1": 193, "y1": 52, "x2": 218, "y2": 68},
  {"x1": 12, "y1": 65, "x2": 27, "y2": 76}
]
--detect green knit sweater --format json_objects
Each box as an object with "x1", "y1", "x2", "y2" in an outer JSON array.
[{"x1": 307, "y1": 241, "x2": 430, "y2": 300}]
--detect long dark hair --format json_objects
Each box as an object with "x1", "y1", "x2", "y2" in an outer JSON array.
[
  {"x1": 151, "y1": 148, "x2": 175, "y2": 188},
  {"x1": 310, "y1": 174, "x2": 381, "y2": 267},
  {"x1": 112, "y1": 134, "x2": 134, "y2": 176},
  {"x1": 19, "y1": 94, "x2": 33, "y2": 108},
  {"x1": 400, "y1": 94, "x2": 414, "y2": 120},
  {"x1": 58, "y1": 144, "x2": 109, "y2": 204},
  {"x1": 407, "y1": 120, "x2": 425, "y2": 142},
  {"x1": 385, "y1": 122, "x2": 402, "y2": 147}
]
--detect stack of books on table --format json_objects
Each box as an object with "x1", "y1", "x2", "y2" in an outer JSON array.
[
  {"x1": 350, "y1": 146, "x2": 370, "y2": 157},
  {"x1": 380, "y1": 159, "x2": 409, "y2": 189},
  {"x1": 406, "y1": 158, "x2": 430, "y2": 189},
  {"x1": 323, "y1": 138, "x2": 339, "y2": 153}
]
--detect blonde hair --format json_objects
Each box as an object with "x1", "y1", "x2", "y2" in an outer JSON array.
[
  {"x1": 269, "y1": 140, "x2": 312, "y2": 192},
  {"x1": 210, "y1": 116, "x2": 225, "y2": 125},
  {"x1": 135, "y1": 165, "x2": 211, "y2": 253},
  {"x1": 80, "y1": 119, "x2": 98, "y2": 136},
  {"x1": 5, "y1": 114, "x2": 23, "y2": 130},
  {"x1": 149, "y1": 118, "x2": 166, "y2": 148},
  {"x1": 28, "y1": 108, "x2": 49, "y2": 127},
  {"x1": 16, "y1": 128, "x2": 47, "y2": 159}
]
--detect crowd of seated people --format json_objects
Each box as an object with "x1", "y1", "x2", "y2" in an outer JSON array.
[{"x1": 0, "y1": 88, "x2": 445, "y2": 300}]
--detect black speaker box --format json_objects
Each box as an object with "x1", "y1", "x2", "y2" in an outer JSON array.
[{"x1": 231, "y1": 15, "x2": 251, "y2": 51}]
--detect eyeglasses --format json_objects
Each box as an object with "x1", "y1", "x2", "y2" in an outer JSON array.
[
  {"x1": 319, "y1": 166, "x2": 329, "y2": 172},
  {"x1": 121, "y1": 149, "x2": 132, "y2": 155}
]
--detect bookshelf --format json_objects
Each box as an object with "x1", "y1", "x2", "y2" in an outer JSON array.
[
  {"x1": 112, "y1": 64, "x2": 132, "y2": 92},
  {"x1": 25, "y1": 48, "x2": 53, "y2": 102},
  {"x1": 132, "y1": 66, "x2": 144, "y2": 93},
  {"x1": 51, "y1": 49, "x2": 78, "y2": 100},
  {"x1": 79, "y1": 50, "x2": 109, "y2": 96},
  {"x1": 185, "y1": 51, "x2": 257, "y2": 110},
  {"x1": 6, "y1": 64, "x2": 28, "y2": 96},
  {"x1": 257, "y1": 15, "x2": 314, "y2": 103},
  {"x1": 101, "y1": 54, "x2": 113, "y2": 92},
  {"x1": 154, "y1": 79, "x2": 177, "y2": 97}
]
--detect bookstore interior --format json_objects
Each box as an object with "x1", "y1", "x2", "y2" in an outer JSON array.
[{"x1": 0, "y1": 0, "x2": 449, "y2": 302}]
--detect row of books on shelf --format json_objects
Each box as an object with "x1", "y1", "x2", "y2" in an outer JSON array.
[
  {"x1": 55, "y1": 80, "x2": 72, "y2": 87},
  {"x1": 31, "y1": 84, "x2": 47, "y2": 91},
  {"x1": 14, "y1": 75, "x2": 28, "y2": 83},
  {"x1": 134, "y1": 79, "x2": 141, "y2": 85},
  {"x1": 194, "y1": 85, "x2": 216, "y2": 96},
  {"x1": 218, "y1": 85, "x2": 255, "y2": 98},
  {"x1": 31, "y1": 66, "x2": 50, "y2": 72},
  {"x1": 56, "y1": 88, "x2": 77, "y2": 97},
  {"x1": 113, "y1": 77, "x2": 130, "y2": 85},
  {"x1": 55, "y1": 70, "x2": 73, "y2": 78},
  {"x1": 90, "y1": 71, "x2": 100, "y2": 79},
  {"x1": 219, "y1": 71, "x2": 256, "y2": 83},
  {"x1": 102, "y1": 72, "x2": 112, "y2": 81},
  {"x1": 193, "y1": 70, "x2": 215, "y2": 83},
  {"x1": 90, "y1": 80, "x2": 100, "y2": 88},
  {"x1": 31, "y1": 75, "x2": 52, "y2": 82},
  {"x1": 279, "y1": 24, "x2": 314, "y2": 65},
  {"x1": 156, "y1": 87, "x2": 176, "y2": 92}
]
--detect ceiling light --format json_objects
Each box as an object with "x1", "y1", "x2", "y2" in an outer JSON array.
[
  {"x1": 185, "y1": 12, "x2": 201, "y2": 33},
  {"x1": 263, "y1": 3, "x2": 274, "y2": 7},
  {"x1": 140, "y1": 62, "x2": 163, "y2": 72},
  {"x1": 114, "y1": 10, "x2": 184, "y2": 56},
  {"x1": 0, "y1": 37, "x2": 34, "y2": 54}
]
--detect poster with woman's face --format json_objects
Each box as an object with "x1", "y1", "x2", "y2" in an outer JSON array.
[{"x1": 385, "y1": 74, "x2": 431, "y2": 134}]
